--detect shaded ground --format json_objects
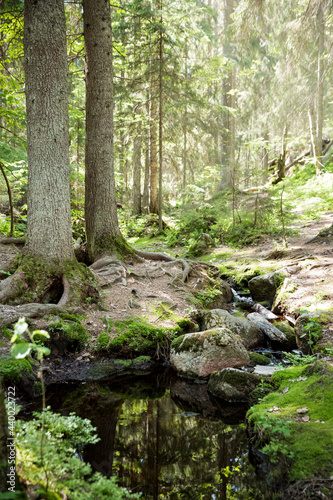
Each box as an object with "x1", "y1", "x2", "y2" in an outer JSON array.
[{"x1": 0, "y1": 212, "x2": 332, "y2": 354}]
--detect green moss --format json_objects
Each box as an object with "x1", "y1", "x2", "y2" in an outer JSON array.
[
  {"x1": 90, "y1": 234, "x2": 135, "y2": 261},
  {"x1": 247, "y1": 361, "x2": 333, "y2": 482},
  {"x1": 0, "y1": 356, "x2": 32, "y2": 383},
  {"x1": 47, "y1": 318, "x2": 88, "y2": 349},
  {"x1": 176, "y1": 318, "x2": 192, "y2": 331},
  {"x1": 97, "y1": 332, "x2": 110, "y2": 351},
  {"x1": 0, "y1": 326, "x2": 13, "y2": 340},
  {"x1": 170, "y1": 334, "x2": 185, "y2": 353},
  {"x1": 59, "y1": 312, "x2": 85, "y2": 323},
  {"x1": 248, "y1": 351, "x2": 271, "y2": 366},
  {"x1": 109, "y1": 317, "x2": 167, "y2": 357}
]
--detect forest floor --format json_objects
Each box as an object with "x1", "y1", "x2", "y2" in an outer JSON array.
[{"x1": 0, "y1": 212, "x2": 333, "y2": 357}]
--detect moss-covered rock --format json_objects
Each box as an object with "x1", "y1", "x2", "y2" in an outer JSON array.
[
  {"x1": 208, "y1": 368, "x2": 262, "y2": 402},
  {"x1": 170, "y1": 328, "x2": 250, "y2": 378},
  {"x1": 202, "y1": 309, "x2": 265, "y2": 350},
  {"x1": 248, "y1": 270, "x2": 288, "y2": 305},
  {"x1": 108, "y1": 317, "x2": 167, "y2": 357},
  {"x1": 0, "y1": 356, "x2": 32, "y2": 384},
  {"x1": 271, "y1": 320, "x2": 297, "y2": 350},
  {"x1": 271, "y1": 278, "x2": 298, "y2": 314},
  {"x1": 43, "y1": 317, "x2": 88, "y2": 355},
  {"x1": 294, "y1": 310, "x2": 333, "y2": 354},
  {"x1": 247, "y1": 361, "x2": 333, "y2": 485},
  {"x1": 248, "y1": 351, "x2": 271, "y2": 366}
]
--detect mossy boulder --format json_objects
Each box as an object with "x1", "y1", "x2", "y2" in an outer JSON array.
[
  {"x1": 0, "y1": 356, "x2": 32, "y2": 384},
  {"x1": 247, "y1": 361, "x2": 333, "y2": 485},
  {"x1": 248, "y1": 270, "x2": 288, "y2": 306},
  {"x1": 294, "y1": 310, "x2": 333, "y2": 354},
  {"x1": 107, "y1": 318, "x2": 167, "y2": 357},
  {"x1": 271, "y1": 278, "x2": 298, "y2": 314},
  {"x1": 202, "y1": 309, "x2": 265, "y2": 350},
  {"x1": 45, "y1": 316, "x2": 88, "y2": 355},
  {"x1": 170, "y1": 327, "x2": 250, "y2": 378},
  {"x1": 248, "y1": 351, "x2": 271, "y2": 366},
  {"x1": 247, "y1": 312, "x2": 288, "y2": 346},
  {"x1": 271, "y1": 321, "x2": 297, "y2": 350},
  {"x1": 208, "y1": 368, "x2": 262, "y2": 402}
]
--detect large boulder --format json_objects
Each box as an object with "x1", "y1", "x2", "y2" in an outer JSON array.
[
  {"x1": 248, "y1": 270, "x2": 288, "y2": 305},
  {"x1": 207, "y1": 368, "x2": 262, "y2": 402},
  {"x1": 295, "y1": 310, "x2": 333, "y2": 354},
  {"x1": 170, "y1": 328, "x2": 250, "y2": 378},
  {"x1": 247, "y1": 312, "x2": 287, "y2": 346},
  {"x1": 202, "y1": 309, "x2": 265, "y2": 350},
  {"x1": 271, "y1": 320, "x2": 297, "y2": 350}
]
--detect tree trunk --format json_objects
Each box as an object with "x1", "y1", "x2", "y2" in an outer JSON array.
[
  {"x1": 219, "y1": 0, "x2": 236, "y2": 191},
  {"x1": 315, "y1": 1, "x2": 324, "y2": 176},
  {"x1": 132, "y1": 116, "x2": 142, "y2": 215},
  {"x1": 142, "y1": 133, "x2": 150, "y2": 214},
  {"x1": 24, "y1": 0, "x2": 74, "y2": 263},
  {"x1": 83, "y1": 0, "x2": 131, "y2": 262},
  {"x1": 158, "y1": 1, "x2": 163, "y2": 231},
  {"x1": 149, "y1": 89, "x2": 158, "y2": 214}
]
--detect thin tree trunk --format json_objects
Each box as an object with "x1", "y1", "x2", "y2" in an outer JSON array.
[
  {"x1": 315, "y1": 1, "x2": 324, "y2": 176},
  {"x1": 150, "y1": 89, "x2": 158, "y2": 214},
  {"x1": 219, "y1": 0, "x2": 235, "y2": 190},
  {"x1": 132, "y1": 116, "x2": 142, "y2": 215},
  {"x1": 83, "y1": 0, "x2": 129, "y2": 262},
  {"x1": 158, "y1": 1, "x2": 163, "y2": 231},
  {"x1": 24, "y1": 0, "x2": 74, "y2": 263},
  {"x1": 143, "y1": 134, "x2": 150, "y2": 214}
]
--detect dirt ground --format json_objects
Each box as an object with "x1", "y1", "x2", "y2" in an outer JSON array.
[{"x1": 0, "y1": 212, "x2": 333, "y2": 347}]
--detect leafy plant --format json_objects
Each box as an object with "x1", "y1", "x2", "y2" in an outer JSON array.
[
  {"x1": 255, "y1": 413, "x2": 294, "y2": 464},
  {"x1": 283, "y1": 352, "x2": 316, "y2": 366},
  {"x1": 299, "y1": 312, "x2": 322, "y2": 354}
]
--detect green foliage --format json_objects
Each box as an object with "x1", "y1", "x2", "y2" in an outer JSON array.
[
  {"x1": 299, "y1": 313, "x2": 322, "y2": 353},
  {"x1": 283, "y1": 352, "x2": 316, "y2": 366},
  {"x1": 0, "y1": 355, "x2": 32, "y2": 383},
  {"x1": 15, "y1": 408, "x2": 138, "y2": 499},
  {"x1": 196, "y1": 286, "x2": 223, "y2": 307},
  {"x1": 254, "y1": 413, "x2": 294, "y2": 463}
]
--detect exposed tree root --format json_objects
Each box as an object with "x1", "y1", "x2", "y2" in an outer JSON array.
[
  {"x1": 58, "y1": 275, "x2": 70, "y2": 307},
  {"x1": 0, "y1": 237, "x2": 25, "y2": 245},
  {"x1": 282, "y1": 478, "x2": 333, "y2": 500},
  {"x1": 0, "y1": 303, "x2": 67, "y2": 327},
  {"x1": 0, "y1": 272, "x2": 27, "y2": 304}
]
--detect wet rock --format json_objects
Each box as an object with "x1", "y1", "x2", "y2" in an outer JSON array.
[
  {"x1": 248, "y1": 351, "x2": 271, "y2": 366},
  {"x1": 208, "y1": 368, "x2": 262, "y2": 402},
  {"x1": 271, "y1": 321, "x2": 297, "y2": 350},
  {"x1": 202, "y1": 309, "x2": 265, "y2": 350},
  {"x1": 248, "y1": 270, "x2": 288, "y2": 305},
  {"x1": 295, "y1": 310, "x2": 333, "y2": 354},
  {"x1": 170, "y1": 328, "x2": 250, "y2": 379},
  {"x1": 170, "y1": 379, "x2": 220, "y2": 419},
  {"x1": 247, "y1": 312, "x2": 287, "y2": 345}
]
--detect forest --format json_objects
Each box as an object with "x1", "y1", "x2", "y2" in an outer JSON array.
[{"x1": 0, "y1": 0, "x2": 333, "y2": 499}]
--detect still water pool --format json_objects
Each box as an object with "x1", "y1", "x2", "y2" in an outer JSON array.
[{"x1": 35, "y1": 369, "x2": 278, "y2": 499}]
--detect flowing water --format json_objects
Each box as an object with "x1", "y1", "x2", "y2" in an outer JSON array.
[{"x1": 28, "y1": 369, "x2": 279, "y2": 499}]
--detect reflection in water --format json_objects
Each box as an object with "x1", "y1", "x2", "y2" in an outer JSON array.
[{"x1": 38, "y1": 371, "x2": 276, "y2": 499}]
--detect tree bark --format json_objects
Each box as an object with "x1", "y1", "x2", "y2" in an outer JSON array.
[
  {"x1": 219, "y1": 0, "x2": 235, "y2": 191},
  {"x1": 83, "y1": 0, "x2": 130, "y2": 262},
  {"x1": 149, "y1": 88, "x2": 158, "y2": 214},
  {"x1": 132, "y1": 116, "x2": 142, "y2": 215},
  {"x1": 24, "y1": 0, "x2": 74, "y2": 263},
  {"x1": 315, "y1": 1, "x2": 324, "y2": 176}
]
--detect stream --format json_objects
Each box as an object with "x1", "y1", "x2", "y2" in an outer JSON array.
[{"x1": 24, "y1": 369, "x2": 279, "y2": 499}]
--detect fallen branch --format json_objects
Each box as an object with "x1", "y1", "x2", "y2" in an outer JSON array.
[{"x1": 0, "y1": 237, "x2": 25, "y2": 245}]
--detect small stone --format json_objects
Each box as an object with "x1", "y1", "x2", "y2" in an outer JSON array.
[
  {"x1": 282, "y1": 387, "x2": 289, "y2": 394},
  {"x1": 297, "y1": 376, "x2": 307, "y2": 382},
  {"x1": 297, "y1": 407, "x2": 308, "y2": 414},
  {"x1": 315, "y1": 420, "x2": 321, "y2": 423},
  {"x1": 302, "y1": 416, "x2": 310, "y2": 422}
]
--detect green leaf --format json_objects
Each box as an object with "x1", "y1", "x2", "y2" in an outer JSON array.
[
  {"x1": 32, "y1": 330, "x2": 50, "y2": 340},
  {"x1": 36, "y1": 346, "x2": 51, "y2": 357},
  {"x1": 11, "y1": 343, "x2": 31, "y2": 359}
]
